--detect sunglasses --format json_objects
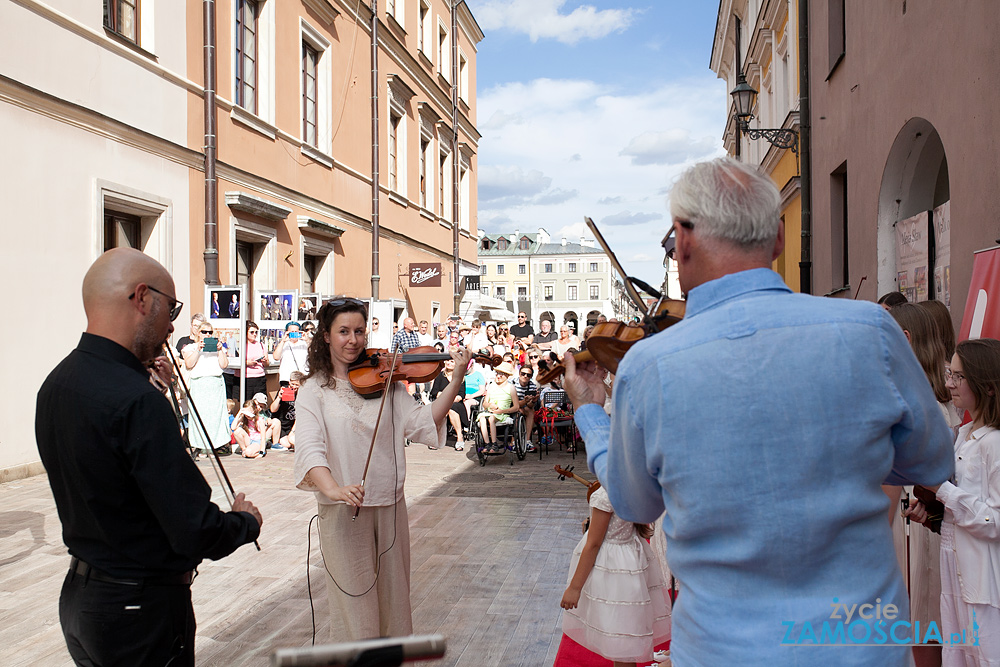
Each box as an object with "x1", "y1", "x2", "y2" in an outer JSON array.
[
  {"x1": 325, "y1": 297, "x2": 367, "y2": 309},
  {"x1": 520, "y1": 372, "x2": 531, "y2": 377},
  {"x1": 131, "y1": 285, "x2": 183, "y2": 321},
  {"x1": 200, "y1": 329, "x2": 214, "y2": 334}
]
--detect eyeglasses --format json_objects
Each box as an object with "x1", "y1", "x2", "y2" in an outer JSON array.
[
  {"x1": 372, "y1": 320, "x2": 379, "y2": 325},
  {"x1": 520, "y1": 372, "x2": 532, "y2": 377},
  {"x1": 248, "y1": 329, "x2": 258, "y2": 335},
  {"x1": 130, "y1": 285, "x2": 183, "y2": 321},
  {"x1": 302, "y1": 327, "x2": 315, "y2": 333},
  {"x1": 529, "y1": 355, "x2": 539, "y2": 359},
  {"x1": 945, "y1": 369, "x2": 966, "y2": 386},
  {"x1": 200, "y1": 329, "x2": 214, "y2": 335}
]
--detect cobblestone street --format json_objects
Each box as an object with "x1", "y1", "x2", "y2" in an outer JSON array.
[{"x1": 0, "y1": 440, "x2": 593, "y2": 666}]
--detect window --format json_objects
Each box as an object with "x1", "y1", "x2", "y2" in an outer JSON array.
[
  {"x1": 568, "y1": 285, "x2": 578, "y2": 300},
  {"x1": 386, "y1": 0, "x2": 404, "y2": 27},
  {"x1": 419, "y1": 137, "x2": 429, "y2": 207},
  {"x1": 418, "y1": 1, "x2": 429, "y2": 54},
  {"x1": 104, "y1": 0, "x2": 139, "y2": 43},
  {"x1": 236, "y1": 240, "x2": 256, "y2": 294},
  {"x1": 302, "y1": 254, "x2": 318, "y2": 293},
  {"x1": 568, "y1": 262, "x2": 577, "y2": 273},
  {"x1": 103, "y1": 211, "x2": 140, "y2": 252},
  {"x1": 437, "y1": 25, "x2": 449, "y2": 79},
  {"x1": 496, "y1": 286, "x2": 506, "y2": 300},
  {"x1": 497, "y1": 264, "x2": 505, "y2": 275},
  {"x1": 235, "y1": 0, "x2": 258, "y2": 113},
  {"x1": 438, "y1": 151, "x2": 447, "y2": 218},
  {"x1": 829, "y1": 0, "x2": 846, "y2": 75},
  {"x1": 498, "y1": 238, "x2": 509, "y2": 250},
  {"x1": 517, "y1": 286, "x2": 527, "y2": 298},
  {"x1": 831, "y1": 162, "x2": 849, "y2": 288},
  {"x1": 302, "y1": 42, "x2": 318, "y2": 146},
  {"x1": 459, "y1": 162, "x2": 470, "y2": 231},
  {"x1": 480, "y1": 264, "x2": 487, "y2": 275},
  {"x1": 544, "y1": 285, "x2": 553, "y2": 301},
  {"x1": 459, "y1": 52, "x2": 469, "y2": 102},
  {"x1": 589, "y1": 262, "x2": 598, "y2": 272},
  {"x1": 519, "y1": 264, "x2": 526, "y2": 275},
  {"x1": 590, "y1": 284, "x2": 600, "y2": 300},
  {"x1": 544, "y1": 263, "x2": 552, "y2": 273},
  {"x1": 388, "y1": 113, "x2": 401, "y2": 191},
  {"x1": 99, "y1": 181, "x2": 172, "y2": 266},
  {"x1": 519, "y1": 237, "x2": 530, "y2": 250}
]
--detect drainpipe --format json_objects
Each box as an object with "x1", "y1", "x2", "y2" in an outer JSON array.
[
  {"x1": 203, "y1": 0, "x2": 219, "y2": 285},
  {"x1": 797, "y1": 0, "x2": 812, "y2": 295},
  {"x1": 371, "y1": 0, "x2": 381, "y2": 300},
  {"x1": 451, "y1": 1, "x2": 461, "y2": 316}
]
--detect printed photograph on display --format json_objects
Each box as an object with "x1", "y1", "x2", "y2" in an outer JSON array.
[
  {"x1": 257, "y1": 291, "x2": 296, "y2": 322},
  {"x1": 298, "y1": 293, "x2": 319, "y2": 322},
  {"x1": 206, "y1": 285, "x2": 244, "y2": 329}
]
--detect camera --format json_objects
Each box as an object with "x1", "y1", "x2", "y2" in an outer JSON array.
[{"x1": 288, "y1": 331, "x2": 302, "y2": 339}]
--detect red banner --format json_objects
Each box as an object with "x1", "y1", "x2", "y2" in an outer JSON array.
[{"x1": 959, "y1": 247, "x2": 1000, "y2": 341}]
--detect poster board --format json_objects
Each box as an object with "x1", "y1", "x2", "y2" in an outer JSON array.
[
  {"x1": 205, "y1": 284, "x2": 247, "y2": 404},
  {"x1": 255, "y1": 289, "x2": 298, "y2": 357},
  {"x1": 297, "y1": 293, "x2": 320, "y2": 324},
  {"x1": 895, "y1": 211, "x2": 930, "y2": 302},
  {"x1": 933, "y1": 201, "x2": 951, "y2": 308}
]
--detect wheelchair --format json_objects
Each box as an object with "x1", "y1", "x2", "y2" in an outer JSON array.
[{"x1": 473, "y1": 407, "x2": 528, "y2": 466}]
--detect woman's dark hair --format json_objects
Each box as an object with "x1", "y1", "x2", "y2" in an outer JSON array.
[
  {"x1": 955, "y1": 338, "x2": 1000, "y2": 428},
  {"x1": 634, "y1": 523, "x2": 654, "y2": 540},
  {"x1": 305, "y1": 297, "x2": 368, "y2": 389},
  {"x1": 918, "y1": 299, "x2": 956, "y2": 359},
  {"x1": 486, "y1": 323, "x2": 498, "y2": 343},
  {"x1": 889, "y1": 304, "x2": 950, "y2": 403},
  {"x1": 246, "y1": 320, "x2": 258, "y2": 332},
  {"x1": 877, "y1": 291, "x2": 908, "y2": 308}
]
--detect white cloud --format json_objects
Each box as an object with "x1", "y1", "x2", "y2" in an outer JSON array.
[
  {"x1": 602, "y1": 210, "x2": 664, "y2": 226},
  {"x1": 620, "y1": 130, "x2": 720, "y2": 166},
  {"x1": 476, "y1": 75, "x2": 727, "y2": 285},
  {"x1": 472, "y1": 0, "x2": 637, "y2": 45}
]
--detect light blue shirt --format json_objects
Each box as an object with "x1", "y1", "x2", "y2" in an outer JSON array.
[{"x1": 576, "y1": 268, "x2": 954, "y2": 666}]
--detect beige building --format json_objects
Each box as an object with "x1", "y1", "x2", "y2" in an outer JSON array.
[
  {"x1": 0, "y1": 0, "x2": 482, "y2": 480},
  {"x1": 711, "y1": 0, "x2": 803, "y2": 291}
]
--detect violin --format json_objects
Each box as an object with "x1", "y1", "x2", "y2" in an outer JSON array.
[
  {"x1": 536, "y1": 216, "x2": 686, "y2": 386},
  {"x1": 348, "y1": 346, "x2": 452, "y2": 398},
  {"x1": 554, "y1": 465, "x2": 601, "y2": 501},
  {"x1": 348, "y1": 346, "x2": 498, "y2": 398}
]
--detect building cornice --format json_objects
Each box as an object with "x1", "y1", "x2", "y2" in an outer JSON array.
[
  {"x1": 302, "y1": 0, "x2": 340, "y2": 25},
  {"x1": 225, "y1": 192, "x2": 292, "y2": 221}
]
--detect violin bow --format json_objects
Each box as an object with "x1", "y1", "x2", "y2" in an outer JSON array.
[
  {"x1": 164, "y1": 344, "x2": 261, "y2": 551},
  {"x1": 353, "y1": 345, "x2": 404, "y2": 521},
  {"x1": 853, "y1": 275, "x2": 868, "y2": 300}
]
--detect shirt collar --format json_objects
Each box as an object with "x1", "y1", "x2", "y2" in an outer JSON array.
[
  {"x1": 77, "y1": 332, "x2": 149, "y2": 377},
  {"x1": 685, "y1": 268, "x2": 792, "y2": 317}
]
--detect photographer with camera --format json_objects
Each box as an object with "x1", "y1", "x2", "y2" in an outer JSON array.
[
  {"x1": 182, "y1": 321, "x2": 230, "y2": 459},
  {"x1": 273, "y1": 321, "x2": 310, "y2": 387}
]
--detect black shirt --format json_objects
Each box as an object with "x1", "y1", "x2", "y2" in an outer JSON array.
[
  {"x1": 534, "y1": 330, "x2": 557, "y2": 344},
  {"x1": 36, "y1": 333, "x2": 259, "y2": 578},
  {"x1": 509, "y1": 323, "x2": 534, "y2": 340},
  {"x1": 175, "y1": 335, "x2": 194, "y2": 353}
]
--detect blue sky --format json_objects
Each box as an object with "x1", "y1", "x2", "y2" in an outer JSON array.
[{"x1": 465, "y1": 0, "x2": 727, "y2": 287}]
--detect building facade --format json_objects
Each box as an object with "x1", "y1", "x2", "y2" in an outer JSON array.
[
  {"x1": 710, "y1": 0, "x2": 802, "y2": 291},
  {"x1": 0, "y1": 0, "x2": 482, "y2": 480},
  {"x1": 477, "y1": 230, "x2": 629, "y2": 331},
  {"x1": 806, "y1": 1, "x2": 999, "y2": 327}
]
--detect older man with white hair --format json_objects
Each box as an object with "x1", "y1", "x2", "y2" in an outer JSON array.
[{"x1": 564, "y1": 157, "x2": 953, "y2": 666}]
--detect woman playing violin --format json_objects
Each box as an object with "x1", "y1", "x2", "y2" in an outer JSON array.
[{"x1": 293, "y1": 297, "x2": 472, "y2": 641}]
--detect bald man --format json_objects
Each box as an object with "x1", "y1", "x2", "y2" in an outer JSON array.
[{"x1": 36, "y1": 248, "x2": 262, "y2": 667}]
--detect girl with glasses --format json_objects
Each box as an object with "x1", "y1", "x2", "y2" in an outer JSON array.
[
  {"x1": 240, "y1": 320, "x2": 269, "y2": 402},
  {"x1": 181, "y1": 324, "x2": 230, "y2": 459},
  {"x1": 907, "y1": 338, "x2": 1000, "y2": 666}
]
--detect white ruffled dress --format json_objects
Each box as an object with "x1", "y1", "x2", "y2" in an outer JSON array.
[{"x1": 563, "y1": 487, "x2": 672, "y2": 663}]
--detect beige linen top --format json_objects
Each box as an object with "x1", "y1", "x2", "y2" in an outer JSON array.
[{"x1": 293, "y1": 376, "x2": 443, "y2": 506}]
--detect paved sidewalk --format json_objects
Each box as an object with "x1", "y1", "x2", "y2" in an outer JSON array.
[{"x1": 0, "y1": 437, "x2": 594, "y2": 666}]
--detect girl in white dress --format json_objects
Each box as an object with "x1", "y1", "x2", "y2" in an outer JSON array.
[{"x1": 561, "y1": 486, "x2": 671, "y2": 666}]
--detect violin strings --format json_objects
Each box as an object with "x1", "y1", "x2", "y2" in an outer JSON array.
[{"x1": 306, "y1": 381, "x2": 400, "y2": 644}]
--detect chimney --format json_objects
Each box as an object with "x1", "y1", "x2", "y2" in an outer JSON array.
[
  {"x1": 509, "y1": 233, "x2": 516, "y2": 244},
  {"x1": 561, "y1": 237, "x2": 567, "y2": 246}
]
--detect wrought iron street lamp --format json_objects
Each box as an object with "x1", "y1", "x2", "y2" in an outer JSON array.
[{"x1": 730, "y1": 72, "x2": 799, "y2": 153}]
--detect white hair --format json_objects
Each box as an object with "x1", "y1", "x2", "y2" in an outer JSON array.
[{"x1": 669, "y1": 157, "x2": 781, "y2": 249}]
